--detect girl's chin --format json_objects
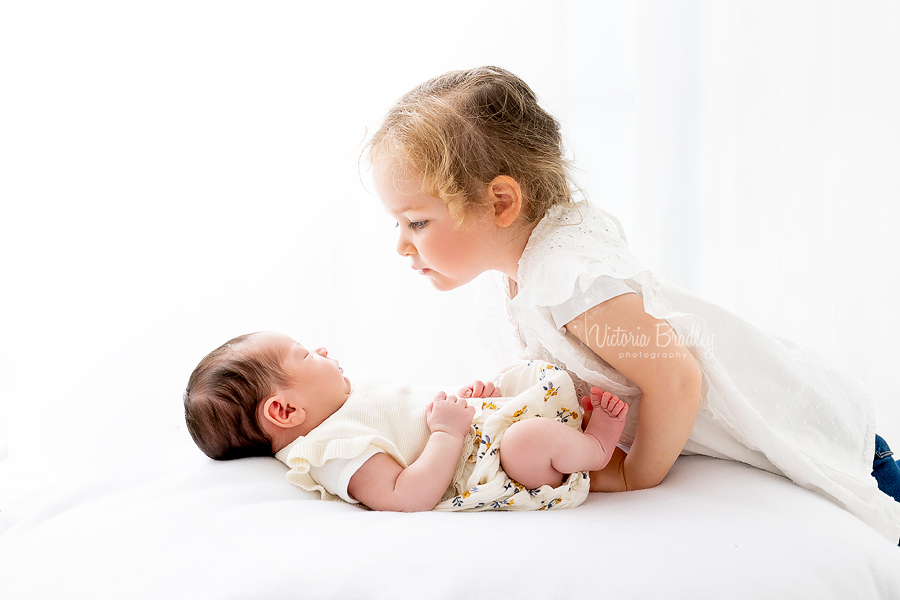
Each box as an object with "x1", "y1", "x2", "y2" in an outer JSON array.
[
  {"x1": 426, "y1": 276, "x2": 458, "y2": 292},
  {"x1": 419, "y1": 267, "x2": 481, "y2": 291},
  {"x1": 426, "y1": 275, "x2": 471, "y2": 292}
]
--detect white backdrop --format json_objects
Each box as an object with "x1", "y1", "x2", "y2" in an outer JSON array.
[{"x1": 2, "y1": 0, "x2": 898, "y2": 503}]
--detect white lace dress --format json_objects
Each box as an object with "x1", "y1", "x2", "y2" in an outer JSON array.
[{"x1": 504, "y1": 201, "x2": 900, "y2": 541}]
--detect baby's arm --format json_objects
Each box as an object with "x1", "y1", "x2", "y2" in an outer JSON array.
[{"x1": 347, "y1": 392, "x2": 475, "y2": 512}]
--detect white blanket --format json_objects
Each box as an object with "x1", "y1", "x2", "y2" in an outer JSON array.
[{"x1": 2, "y1": 444, "x2": 898, "y2": 600}]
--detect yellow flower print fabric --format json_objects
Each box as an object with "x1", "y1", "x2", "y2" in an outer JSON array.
[{"x1": 433, "y1": 361, "x2": 591, "y2": 512}]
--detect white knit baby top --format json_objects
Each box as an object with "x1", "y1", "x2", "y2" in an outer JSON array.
[{"x1": 275, "y1": 374, "x2": 472, "y2": 503}]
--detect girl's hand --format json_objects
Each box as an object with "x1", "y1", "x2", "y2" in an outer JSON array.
[
  {"x1": 458, "y1": 380, "x2": 501, "y2": 399},
  {"x1": 426, "y1": 392, "x2": 475, "y2": 439}
]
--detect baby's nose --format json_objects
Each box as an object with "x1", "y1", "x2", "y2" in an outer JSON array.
[{"x1": 314, "y1": 347, "x2": 327, "y2": 357}]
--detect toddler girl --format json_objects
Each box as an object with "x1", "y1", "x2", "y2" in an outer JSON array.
[
  {"x1": 366, "y1": 66, "x2": 900, "y2": 540},
  {"x1": 184, "y1": 331, "x2": 628, "y2": 512}
]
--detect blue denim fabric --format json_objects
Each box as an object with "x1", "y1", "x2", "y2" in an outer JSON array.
[
  {"x1": 871, "y1": 435, "x2": 900, "y2": 546},
  {"x1": 872, "y1": 435, "x2": 900, "y2": 503}
]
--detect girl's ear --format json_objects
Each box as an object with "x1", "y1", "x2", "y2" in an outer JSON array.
[
  {"x1": 261, "y1": 395, "x2": 306, "y2": 428},
  {"x1": 486, "y1": 176, "x2": 523, "y2": 227}
]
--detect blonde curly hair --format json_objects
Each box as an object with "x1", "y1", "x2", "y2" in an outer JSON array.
[{"x1": 365, "y1": 66, "x2": 574, "y2": 225}]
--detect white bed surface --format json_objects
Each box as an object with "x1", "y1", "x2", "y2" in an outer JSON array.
[{"x1": 2, "y1": 453, "x2": 898, "y2": 600}]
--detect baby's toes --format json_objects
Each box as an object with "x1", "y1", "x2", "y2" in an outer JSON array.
[
  {"x1": 590, "y1": 389, "x2": 610, "y2": 410},
  {"x1": 611, "y1": 398, "x2": 629, "y2": 419},
  {"x1": 600, "y1": 394, "x2": 625, "y2": 417},
  {"x1": 598, "y1": 391, "x2": 616, "y2": 412}
]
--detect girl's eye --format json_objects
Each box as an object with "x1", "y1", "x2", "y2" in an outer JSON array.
[{"x1": 408, "y1": 221, "x2": 427, "y2": 230}]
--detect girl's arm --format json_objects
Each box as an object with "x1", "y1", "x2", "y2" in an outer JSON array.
[
  {"x1": 564, "y1": 293, "x2": 703, "y2": 491},
  {"x1": 347, "y1": 393, "x2": 475, "y2": 511}
]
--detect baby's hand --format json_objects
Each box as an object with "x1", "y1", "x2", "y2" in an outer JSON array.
[
  {"x1": 458, "y1": 380, "x2": 501, "y2": 399},
  {"x1": 426, "y1": 391, "x2": 475, "y2": 439}
]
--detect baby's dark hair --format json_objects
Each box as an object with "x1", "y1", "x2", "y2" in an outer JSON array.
[
  {"x1": 365, "y1": 66, "x2": 574, "y2": 225},
  {"x1": 183, "y1": 333, "x2": 289, "y2": 460}
]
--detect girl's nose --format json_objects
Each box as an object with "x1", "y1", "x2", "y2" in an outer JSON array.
[
  {"x1": 314, "y1": 347, "x2": 327, "y2": 357},
  {"x1": 396, "y1": 235, "x2": 416, "y2": 257}
]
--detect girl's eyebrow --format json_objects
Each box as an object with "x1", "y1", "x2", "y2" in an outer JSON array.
[{"x1": 395, "y1": 202, "x2": 427, "y2": 214}]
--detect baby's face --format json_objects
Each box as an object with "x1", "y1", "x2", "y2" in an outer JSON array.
[{"x1": 256, "y1": 332, "x2": 351, "y2": 415}]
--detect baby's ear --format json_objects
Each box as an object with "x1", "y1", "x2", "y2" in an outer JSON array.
[
  {"x1": 262, "y1": 395, "x2": 306, "y2": 428},
  {"x1": 487, "y1": 176, "x2": 523, "y2": 227}
]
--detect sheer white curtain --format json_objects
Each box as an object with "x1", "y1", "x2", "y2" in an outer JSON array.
[
  {"x1": 565, "y1": 0, "x2": 900, "y2": 440},
  {"x1": 2, "y1": 1, "x2": 898, "y2": 497}
]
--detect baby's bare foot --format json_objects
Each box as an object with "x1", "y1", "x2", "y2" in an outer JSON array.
[
  {"x1": 593, "y1": 389, "x2": 628, "y2": 422},
  {"x1": 583, "y1": 388, "x2": 628, "y2": 470}
]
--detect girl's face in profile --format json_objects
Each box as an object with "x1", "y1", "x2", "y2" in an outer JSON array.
[{"x1": 373, "y1": 161, "x2": 498, "y2": 292}]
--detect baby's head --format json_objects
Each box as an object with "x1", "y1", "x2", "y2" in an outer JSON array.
[
  {"x1": 365, "y1": 66, "x2": 574, "y2": 226},
  {"x1": 184, "y1": 332, "x2": 351, "y2": 460}
]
